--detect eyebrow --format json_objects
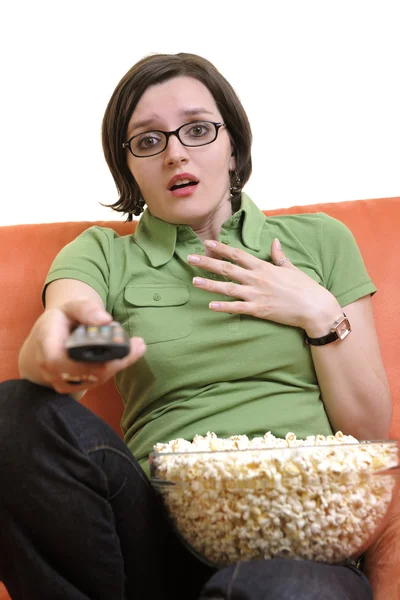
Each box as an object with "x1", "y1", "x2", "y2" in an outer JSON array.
[{"x1": 130, "y1": 108, "x2": 215, "y2": 132}]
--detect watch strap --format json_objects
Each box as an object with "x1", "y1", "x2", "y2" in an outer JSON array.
[
  {"x1": 305, "y1": 330, "x2": 339, "y2": 346},
  {"x1": 305, "y1": 313, "x2": 351, "y2": 346}
]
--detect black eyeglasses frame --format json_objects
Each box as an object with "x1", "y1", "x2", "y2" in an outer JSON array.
[{"x1": 122, "y1": 121, "x2": 226, "y2": 158}]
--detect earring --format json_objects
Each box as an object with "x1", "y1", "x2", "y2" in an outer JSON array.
[
  {"x1": 132, "y1": 197, "x2": 145, "y2": 217},
  {"x1": 230, "y1": 171, "x2": 242, "y2": 196}
]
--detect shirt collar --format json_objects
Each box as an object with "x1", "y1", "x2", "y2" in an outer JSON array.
[{"x1": 133, "y1": 193, "x2": 265, "y2": 267}]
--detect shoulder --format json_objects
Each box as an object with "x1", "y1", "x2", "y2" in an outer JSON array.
[
  {"x1": 264, "y1": 211, "x2": 346, "y2": 229},
  {"x1": 75, "y1": 225, "x2": 129, "y2": 242},
  {"x1": 71, "y1": 225, "x2": 137, "y2": 252},
  {"x1": 264, "y1": 211, "x2": 354, "y2": 244}
]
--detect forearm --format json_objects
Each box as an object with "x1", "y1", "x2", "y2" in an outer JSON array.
[
  {"x1": 310, "y1": 335, "x2": 392, "y2": 439},
  {"x1": 19, "y1": 313, "x2": 54, "y2": 386},
  {"x1": 300, "y1": 289, "x2": 392, "y2": 440}
]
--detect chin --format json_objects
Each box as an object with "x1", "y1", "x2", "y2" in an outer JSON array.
[
  {"x1": 161, "y1": 200, "x2": 209, "y2": 221},
  {"x1": 177, "y1": 206, "x2": 215, "y2": 224}
]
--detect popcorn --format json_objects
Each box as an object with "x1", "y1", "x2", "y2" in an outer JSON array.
[{"x1": 151, "y1": 431, "x2": 398, "y2": 566}]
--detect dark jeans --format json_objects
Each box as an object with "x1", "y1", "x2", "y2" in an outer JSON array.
[{"x1": 0, "y1": 380, "x2": 373, "y2": 600}]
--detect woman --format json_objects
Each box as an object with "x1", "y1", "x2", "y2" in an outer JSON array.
[{"x1": 0, "y1": 53, "x2": 391, "y2": 600}]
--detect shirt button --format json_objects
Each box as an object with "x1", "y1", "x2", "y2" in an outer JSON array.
[
  {"x1": 153, "y1": 293, "x2": 161, "y2": 301},
  {"x1": 209, "y1": 273, "x2": 217, "y2": 280},
  {"x1": 194, "y1": 246, "x2": 203, "y2": 253}
]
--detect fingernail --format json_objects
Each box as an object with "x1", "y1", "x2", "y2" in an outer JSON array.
[
  {"x1": 136, "y1": 338, "x2": 146, "y2": 351},
  {"x1": 275, "y1": 238, "x2": 281, "y2": 250},
  {"x1": 188, "y1": 254, "x2": 200, "y2": 263},
  {"x1": 204, "y1": 240, "x2": 216, "y2": 249},
  {"x1": 93, "y1": 310, "x2": 110, "y2": 321},
  {"x1": 193, "y1": 277, "x2": 205, "y2": 285},
  {"x1": 209, "y1": 302, "x2": 221, "y2": 310}
]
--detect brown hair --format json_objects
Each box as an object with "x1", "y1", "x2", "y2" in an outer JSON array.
[{"x1": 101, "y1": 53, "x2": 252, "y2": 220}]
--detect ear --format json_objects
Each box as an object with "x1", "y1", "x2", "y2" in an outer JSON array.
[{"x1": 229, "y1": 150, "x2": 236, "y2": 172}]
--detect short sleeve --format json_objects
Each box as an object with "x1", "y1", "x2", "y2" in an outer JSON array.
[
  {"x1": 319, "y1": 214, "x2": 376, "y2": 306},
  {"x1": 42, "y1": 226, "x2": 114, "y2": 307}
]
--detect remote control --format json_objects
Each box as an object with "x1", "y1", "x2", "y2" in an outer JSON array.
[{"x1": 66, "y1": 322, "x2": 131, "y2": 362}]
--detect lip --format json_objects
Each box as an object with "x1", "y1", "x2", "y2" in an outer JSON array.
[
  {"x1": 167, "y1": 172, "x2": 199, "y2": 191},
  {"x1": 169, "y1": 185, "x2": 198, "y2": 198}
]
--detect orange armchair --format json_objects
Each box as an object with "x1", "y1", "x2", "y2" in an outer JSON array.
[{"x1": 1, "y1": 196, "x2": 399, "y2": 599}]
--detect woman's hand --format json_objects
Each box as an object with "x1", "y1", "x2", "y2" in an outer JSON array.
[
  {"x1": 188, "y1": 238, "x2": 342, "y2": 335},
  {"x1": 20, "y1": 297, "x2": 147, "y2": 393}
]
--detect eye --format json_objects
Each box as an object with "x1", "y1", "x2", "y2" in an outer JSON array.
[
  {"x1": 188, "y1": 122, "x2": 211, "y2": 137},
  {"x1": 134, "y1": 132, "x2": 163, "y2": 151}
]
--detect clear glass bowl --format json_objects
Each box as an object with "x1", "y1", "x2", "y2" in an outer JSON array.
[{"x1": 150, "y1": 440, "x2": 400, "y2": 567}]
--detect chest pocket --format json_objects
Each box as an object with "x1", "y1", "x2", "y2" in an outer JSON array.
[{"x1": 124, "y1": 284, "x2": 192, "y2": 344}]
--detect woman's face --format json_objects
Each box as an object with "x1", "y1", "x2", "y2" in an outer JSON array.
[{"x1": 125, "y1": 76, "x2": 236, "y2": 226}]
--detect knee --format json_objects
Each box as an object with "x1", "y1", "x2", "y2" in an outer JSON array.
[
  {"x1": 0, "y1": 378, "x2": 48, "y2": 416},
  {"x1": 200, "y1": 559, "x2": 371, "y2": 600},
  {"x1": 0, "y1": 378, "x2": 31, "y2": 419},
  {"x1": 0, "y1": 379, "x2": 61, "y2": 449}
]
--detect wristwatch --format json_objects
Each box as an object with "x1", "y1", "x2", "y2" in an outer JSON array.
[{"x1": 305, "y1": 314, "x2": 351, "y2": 346}]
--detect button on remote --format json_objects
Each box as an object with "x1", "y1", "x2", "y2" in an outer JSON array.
[{"x1": 66, "y1": 322, "x2": 130, "y2": 362}]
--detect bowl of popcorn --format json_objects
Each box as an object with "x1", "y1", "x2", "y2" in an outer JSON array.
[{"x1": 149, "y1": 431, "x2": 399, "y2": 567}]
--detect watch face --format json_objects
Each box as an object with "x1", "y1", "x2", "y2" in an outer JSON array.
[{"x1": 336, "y1": 318, "x2": 351, "y2": 340}]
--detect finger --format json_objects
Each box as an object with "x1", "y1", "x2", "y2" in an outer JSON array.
[
  {"x1": 67, "y1": 336, "x2": 147, "y2": 379},
  {"x1": 41, "y1": 365, "x2": 101, "y2": 393},
  {"x1": 43, "y1": 337, "x2": 147, "y2": 392},
  {"x1": 53, "y1": 377, "x2": 99, "y2": 394},
  {"x1": 108, "y1": 336, "x2": 147, "y2": 371},
  {"x1": 60, "y1": 373, "x2": 99, "y2": 386},
  {"x1": 203, "y1": 240, "x2": 261, "y2": 270},
  {"x1": 41, "y1": 358, "x2": 107, "y2": 386},
  {"x1": 270, "y1": 238, "x2": 293, "y2": 268},
  {"x1": 38, "y1": 301, "x2": 113, "y2": 364},
  {"x1": 192, "y1": 276, "x2": 249, "y2": 300},
  {"x1": 188, "y1": 252, "x2": 251, "y2": 283},
  {"x1": 209, "y1": 300, "x2": 254, "y2": 314},
  {"x1": 61, "y1": 297, "x2": 113, "y2": 327}
]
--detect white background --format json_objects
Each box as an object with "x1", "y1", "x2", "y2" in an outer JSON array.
[{"x1": 1, "y1": 0, "x2": 399, "y2": 225}]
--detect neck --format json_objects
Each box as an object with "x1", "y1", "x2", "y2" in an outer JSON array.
[{"x1": 192, "y1": 198, "x2": 234, "y2": 244}]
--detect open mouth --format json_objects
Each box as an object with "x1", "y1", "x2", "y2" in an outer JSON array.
[{"x1": 169, "y1": 180, "x2": 198, "y2": 192}]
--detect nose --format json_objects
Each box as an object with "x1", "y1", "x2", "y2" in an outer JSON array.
[{"x1": 163, "y1": 133, "x2": 190, "y2": 167}]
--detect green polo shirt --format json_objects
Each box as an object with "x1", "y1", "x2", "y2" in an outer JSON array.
[{"x1": 44, "y1": 194, "x2": 376, "y2": 476}]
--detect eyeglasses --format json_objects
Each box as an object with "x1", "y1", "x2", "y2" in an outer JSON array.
[{"x1": 122, "y1": 120, "x2": 226, "y2": 158}]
